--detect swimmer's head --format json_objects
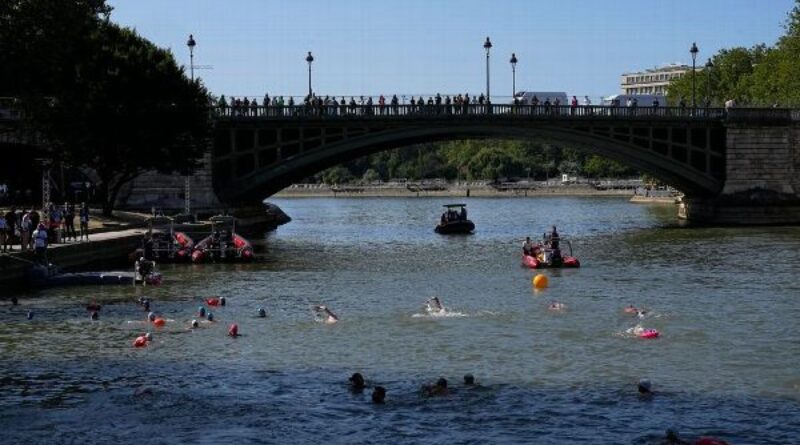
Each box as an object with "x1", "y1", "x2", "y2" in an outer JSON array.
[
  {"x1": 90, "y1": 311, "x2": 99, "y2": 320},
  {"x1": 349, "y1": 373, "x2": 365, "y2": 389},
  {"x1": 463, "y1": 374, "x2": 475, "y2": 385},
  {"x1": 148, "y1": 312, "x2": 156, "y2": 322},
  {"x1": 207, "y1": 312, "x2": 214, "y2": 322},
  {"x1": 257, "y1": 307, "x2": 266, "y2": 318},
  {"x1": 436, "y1": 377, "x2": 448, "y2": 389},
  {"x1": 191, "y1": 319, "x2": 199, "y2": 328},
  {"x1": 219, "y1": 296, "x2": 226, "y2": 306},
  {"x1": 638, "y1": 379, "x2": 652, "y2": 394},
  {"x1": 371, "y1": 386, "x2": 386, "y2": 404},
  {"x1": 27, "y1": 310, "x2": 34, "y2": 320},
  {"x1": 198, "y1": 307, "x2": 206, "y2": 316},
  {"x1": 144, "y1": 332, "x2": 153, "y2": 342},
  {"x1": 143, "y1": 301, "x2": 150, "y2": 311}
]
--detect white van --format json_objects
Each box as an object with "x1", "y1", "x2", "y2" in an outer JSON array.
[
  {"x1": 513, "y1": 91, "x2": 569, "y2": 106},
  {"x1": 602, "y1": 94, "x2": 664, "y2": 107}
]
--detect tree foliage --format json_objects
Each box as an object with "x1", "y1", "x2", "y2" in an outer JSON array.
[
  {"x1": 668, "y1": 0, "x2": 800, "y2": 106},
  {"x1": 1, "y1": 1, "x2": 209, "y2": 215}
]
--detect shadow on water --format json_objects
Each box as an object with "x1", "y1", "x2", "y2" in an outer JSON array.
[{"x1": 0, "y1": 360, "x2": 798, "y2": 445}]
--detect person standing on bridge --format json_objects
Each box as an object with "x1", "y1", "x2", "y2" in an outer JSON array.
[
  {"x1": 391, "y1": 94, "x2": 399, "y2": 115},
  {"x1": 571, "y1": 96, "x2": 578, "y2": 116},
  {"x1": 379, "y1": 95, "x2": 386, "y2": 115}
]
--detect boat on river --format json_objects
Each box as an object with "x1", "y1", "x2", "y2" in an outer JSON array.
[
  {"x1": 522, "y1": 236, "x2": 580, "y2": 269},
  {"x1": 435, "y1": 204, "x2": 475, "y2": 234},
  {"x1": 191, "y1": 215, "x2": 254, "y2": 263},
  {"x1": 129, "y1": 216, "x2": 194, "y2": 263}
]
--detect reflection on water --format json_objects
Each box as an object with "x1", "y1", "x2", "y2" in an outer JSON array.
[{"x1": 1, "y1": 197, "x2": 799, "y2": 444}]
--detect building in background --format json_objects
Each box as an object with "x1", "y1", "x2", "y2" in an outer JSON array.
[{"x1": 620, "y1": 64, "x2": 689, "y2": 96}]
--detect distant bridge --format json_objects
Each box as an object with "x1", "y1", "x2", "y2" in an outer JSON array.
[{"x1": 210, "y1": 104, "x2": 800, "y2": 224}]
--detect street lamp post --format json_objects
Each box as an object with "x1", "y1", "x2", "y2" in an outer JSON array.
[
  {"x1": 483, "y1": 37, "x2": 492, "y2": 103},
  {"x1": 306, "y1": 51, "x2": 314, "y2": 97},
  {"x1": 510, "y1": 53, "x2": 518, "y2": 98},
  {"x1": 690, "y1": 42, "x2": 698, "y2": 108},
  {"x1": 187, "y1": 34, "x2": 196, "y2": 82},
  {"x1": 705, "y1": 58, "x2": 713, "y2": 107},
  {"x1": 185, "y1": 34, "x2": 197, "y2": 216}
]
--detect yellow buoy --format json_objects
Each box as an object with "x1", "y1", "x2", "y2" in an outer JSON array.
[{"x1": 532, "y1": 274, "x2": 549, "y2": 289}]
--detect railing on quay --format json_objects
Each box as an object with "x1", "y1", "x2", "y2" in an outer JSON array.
[{"x1": 212, "y1": 104, "x2": 732, "y2": 121}]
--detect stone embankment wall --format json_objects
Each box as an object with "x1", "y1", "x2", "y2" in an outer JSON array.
[
  {"x1": 116, "y1": 152, "x2": 221, "y2": 212},
  {"x1": 680, "y1": 124, "x2": 800, "y2": 224}
]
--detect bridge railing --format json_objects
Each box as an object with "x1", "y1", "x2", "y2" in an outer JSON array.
[{"x1": 212, "y1": 104, "x2": 730, "y2": 120}]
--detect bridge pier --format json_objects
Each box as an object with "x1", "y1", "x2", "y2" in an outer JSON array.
[{"x1": 679, "y1": 122, "x2": 800, "y2": 225}]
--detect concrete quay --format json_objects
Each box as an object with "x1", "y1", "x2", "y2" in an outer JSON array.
[{"x1": 0, "y1": 229, "x2": 145, "y2": 287}]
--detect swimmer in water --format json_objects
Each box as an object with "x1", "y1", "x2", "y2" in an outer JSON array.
[
  {"x1": 90, "y1": 311, "x2": 99, "y2": 321},
  {"x1": 371, "y1": 386, "x2": 386, "y2": 404},
  {"x1": 425, "y1": 297, "x2": 445, "y2": 314},
  {"x1": 257, "y1": 307, "x2": 266, "y2": 318},
  {"x1": 548, "y1": 301, "x2": 566, "y2": 311},
  {"x1": 624, "y1": 304, "x2": 639, "y2": 314},
  {"x1": 638, "y1": 378, "x2": 652, "y2": 396},
  {"x1": 147, "y1": 312, "x2": 156, "y2": 322},
  {"x1": 191, "y1": 319, "x2": 199, "y2": 328},
  {"x1": 313, "y1": 305, "x2": 338, "y2": 324},
  {"x1": 227, "y1": 323, "x2": 240, "y2": 337},
  {"x1": 198, "y1": 306, "x2": 206, "y2": 317},
  {"x1": 636, "y1": 310, "x2": 648, "y2": 319},
  {"x1": 422, "y1": 377, "x2": 449, "y2": 397},
  {"x1": 463, "y1": 374, "x2": 475, "y2": 386},
  {"x1": 11, "y1": 296, "x2": 18, "y2": 305},
  {"x1": 219, "y1": 296, "x2": 226, "y2": 306},
  {"x1": 349, "y1": 373, "x2": 366, "y2": 393},
  {"x1": 206, "y1": 312, "x2": 215, "y2": 322}
]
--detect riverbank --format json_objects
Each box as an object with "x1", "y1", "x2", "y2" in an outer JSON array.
[{"x1": 273, "y1": 182, "x2": 636, "y2": 198}]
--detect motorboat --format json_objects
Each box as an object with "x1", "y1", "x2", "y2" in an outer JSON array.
[
  {"x1": 522, "y1": 235, "x2": 580, "y2": 269},
  {"x1": 191, "y1": 215, "x2": 254, "y2": 263},
  {"x1": 129, "y1": 216, "x2": 194, "y2": 263},
  {"x1": 435, "y1": 204, "x2": 475, "y2": 234}
]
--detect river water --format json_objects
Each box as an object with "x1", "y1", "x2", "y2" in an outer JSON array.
[{"x1": 1, "y1": 197, "x2": 799, "y2": 444}]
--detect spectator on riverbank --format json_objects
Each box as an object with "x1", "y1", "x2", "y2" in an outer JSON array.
[
  {"x1": 64, "y1": 202, "x2": 76, "y2": 242},
  {"x1": 79, "y1": 203, "x2": 89, "y2": 241},
  {"x1": 0, "y1": 212, "x2": 7, "y2": 252},
  {"x1": 19, "y1": 210, "x2": 31, "y2": 251},
  {"x1": 32, "y1": 223, "x2": 48, "y2": 264},
  {"x1": 3, "y1": 207, "x2": 17, "y2": 252},
  {"x1": 28, "y1": 208, "x2": 40, "y2": 249}
]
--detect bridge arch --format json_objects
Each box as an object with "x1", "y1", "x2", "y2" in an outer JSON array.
[{"x1": 216, "y1": 122, "x2": 724, "y2": 203}]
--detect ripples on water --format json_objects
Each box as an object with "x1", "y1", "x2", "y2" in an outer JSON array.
[{"x1": 1, "y1": 197, "x2": 799, "y2": 444}]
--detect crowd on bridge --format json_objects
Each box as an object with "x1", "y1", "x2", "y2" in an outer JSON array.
[{"x1": 214, "y1": 92, "x2": 733, "y2": 119}]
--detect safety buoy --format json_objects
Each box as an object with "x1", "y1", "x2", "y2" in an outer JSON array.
[
  {"x1": 206, "y1": 297, "x2": 220, "y2": 306},
  {"x1": 639, "y1": 329, "x2": 659, "y2": 339},
  {"x1": 532, "y1": 274, "x2": 549, "y2": 289},
  {"x1": 133, "y1": 336, "x2": 147, "y2": 348},
  {"x1": 228, "y1": 323, "x2": 239, "y2": 337},
  {"x1": 153, "y1": 318, "x2": 166, "y2": 327}
]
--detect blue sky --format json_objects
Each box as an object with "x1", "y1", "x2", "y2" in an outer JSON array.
[{"x1": 109, "y1": 0, "x2": 794, "y2": 101}]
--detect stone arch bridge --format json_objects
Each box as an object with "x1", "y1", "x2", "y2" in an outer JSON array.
[{"x1": 210, "y1": 104, "x2": 800, "y2": 225}]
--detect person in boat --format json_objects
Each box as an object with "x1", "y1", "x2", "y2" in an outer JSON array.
[
  {"x1": 314, "y1": 305, "x2": 338, "y2": 324},
  {"x1": 143, "y1": 232, "x2": 155, "y2": 260},
  {"x1": 550, "y1": 225, "x2": 560, "y2": 249},
  {"x1": 440, "y1": 212, "x2": 447, "y2": 226},
  {"x1": 425, "y1": 297, "x2": 444, "y2": 313},
  {"x1": 459, "y1": 206, "x2": 467, "y2": 221},
  {"x1": 522, "y1": 237, "x2": 534, "y2": 255}
]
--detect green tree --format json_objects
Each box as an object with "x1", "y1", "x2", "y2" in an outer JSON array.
[{"x1": 1, "y1": 1, "x2": 210, "y2": 215}]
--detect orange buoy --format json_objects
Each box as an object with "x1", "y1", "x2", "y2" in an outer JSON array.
[
  {"x1": 133, "y1": 336, "x2": 147, "y2": 348},
  {"x1": 532, "y1": 274, "x2": 549, "y2": 289},
  {"x1": 206, "y1": 297, "x2": 220, "y2": 306},
  {"x1": 228, "y1": 323, "x2": 239, "y2": 337},
  {"x1": 153, "y1": 318, "x2": 166, "y2": 327}
]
